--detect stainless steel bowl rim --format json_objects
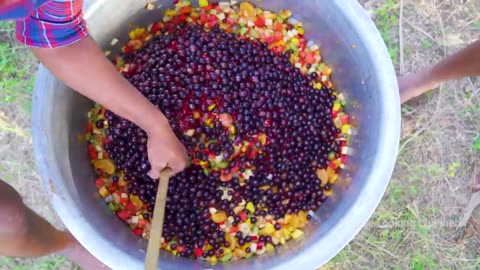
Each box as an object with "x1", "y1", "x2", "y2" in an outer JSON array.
[{"x1": 32, "y1": 0, "x2": 400, "y2": 269}]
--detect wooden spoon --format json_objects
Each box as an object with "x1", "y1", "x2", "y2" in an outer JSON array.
[{"x1": 145, "y1": 168, "x2": 171, "y2": 270}]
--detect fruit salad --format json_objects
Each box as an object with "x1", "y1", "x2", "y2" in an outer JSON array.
[{"x1": 86, "y1": 0, "x2": 352, "y2": 263}]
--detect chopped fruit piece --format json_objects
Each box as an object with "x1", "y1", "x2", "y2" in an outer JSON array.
[
  {"x1": 234, "y1": 248, "x2": 247, "y2": 258},
  {"x1": 95, "y1": 178, "x2": 105, "y2": 189},
  {"x1": 212, "y1": 211, "x2": 227, "y2": 223},
  {"x1": 239, "y1": 2, "x2": 255, "y2": 16},
  {"x1": 93, "y1": 159, "x2": 115, "y2": 174},
  {"x1": 225, "y1": 233, "x2": 237, "y2": 249},
  {"x1": 239, "y1": 211, "x2": 248, "y2": 221},
  {"x1": 324, "y1": 188, "x2": 334, "y2": 197},
  {"x1": 219, "y1": 113, "x2": 233, "y2": 127},
  {"x1": 145, "y1": 2, "x2": 155, "y2": 10},
  {"x1": 220, "y1": 172, "x2": 234, "y2": 182},
  {"x1": 199, "y1": 0, "x2": 209, "y2": 8},
  {"x1": 246, "y1": 202, "x2": 255, "y2": 213},
  {"x1": 184, "y1": 129, "x2": 195, "y2": 136},
  {"x1": 221, "y1": 253, "x2": 233, "y2": 262},
  {"x1": 316, "y1": 169, "x2": 329, "y2": 187},
  {"x1": 117, "y1": 210, "x2": 130, "y2": 221},
  {"x1": 292, "y1": 229, "x2": 304, "y2": 240},
  {"x1": 98, "y1": 186, "x2": 109, "y2": 198},
  {"x1": 194, "y1": 248, "x2": 203, "y2": 257},
  {"x1": 129, "y1": 195, "x2": 143, "y2": 209},
  {"x1": 262, "y1": 222, "x2": 275, "y2": 235}
]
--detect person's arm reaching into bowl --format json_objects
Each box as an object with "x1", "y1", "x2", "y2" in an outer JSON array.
[
  {"x1": 32, "y1": 37, "x2": 188, "y2": 178},
  {"x1": 398, "y1": 39, "x2": 480, "y2": 103},
  {"x1": 0, "y1": 0, "x2": 185, "y2": 269},
  {"x1": 16, "y1": 1, "x2": 188, "y2": 178}
]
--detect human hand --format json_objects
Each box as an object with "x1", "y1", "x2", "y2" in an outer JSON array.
[{"x1": 145, "y1": 122, "x2": 188, "y2": 179}]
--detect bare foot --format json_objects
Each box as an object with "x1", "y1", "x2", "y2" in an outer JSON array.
[
  {"x1": 397, "y1": 68, "x2": 440, "y2": 103},
  {"x1": 60, "y1": 232, "x2": 111, "y2": 270}
]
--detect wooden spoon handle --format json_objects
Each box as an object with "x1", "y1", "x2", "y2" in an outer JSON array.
[{"x1": 145, "y1": 168, "x2": 171, "y2": 270}]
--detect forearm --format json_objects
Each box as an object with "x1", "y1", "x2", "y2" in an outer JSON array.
[
  {"x1": 0, "y1": 179, "x2": 70, "y2": 257},
  {"x1": 31, "y1": 36, "x2": 167, "y2": 134},
  {"x1": 428, "y1": 39, "x2": 480, "y2": 84}
]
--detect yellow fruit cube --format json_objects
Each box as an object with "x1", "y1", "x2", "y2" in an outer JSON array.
[
  {"x1": 292, "y1": 229, "x2": 304, "y2": 240},
  {"x1": 316, "y1": 169, "x2": 328, "y2": 186},
  {"x1": 324, "y1": 188, "x2": 334, "y2": 197},
  {"x1": 225, "y1": 233, "x2": 237, "y2": 250},
  {"x1": 297, "y1": 27, "x2": 305, "y2": 35},
  {"x1": 297, "y1": 211, "x2": 307, "y2": 228},
  {"x1": 246, "y1": 202, "x2": 255, "y2": 213},
  {"x1": 239, "y1": 2, "x2": 255, "y2": 16},
  {"x1": 234, "y1": 248, "x2": 247, "y2": 258},
  {"x1": 129, "y1": 195, "x2": 143, "y2": 209},
  {"x1": 93, "y1": 159, "x2": 115, "y2": 174},
  {"x1": 212, "y1": 211, "x2": 227, "y2": 223},
  {"x1": 199, "y1": 0, "x2": 209, "y2": 8},
  {"x1": 329, "y1": 174, "x2": 339, "y2": 184},
  {"x1": 284, "y1": 214, "x2": 292, "y2": 224},
  {"x1": 272, "y1": 236, "x2": 280, "y2": 245},
  {"x1": 263, "y1": 11, "x2": 276, "y2": 20},
  {"x1": 210, "y1": 256, "x2": 217, "y2": 263},
  {"x1": 112, "y1": 193, "x2": 121, "y2": 204},
  {"x1": 98, "y1": 186, "x2": 109, "y2": 198},
  {"x1": 266, "y1": 243, "x2": 275, "y2": 252},
  {"x1": 262, "y1": 222, "x2": 275, "y2": 235},
  {"x1": 164, "y1": 9, "x2": 177, "y2": 17},
  {"x1": 288, "y1": 214, "x2": 299, "y2": 228},
  {"x1": 290, "y1": 37, "x2": 300, "y2": 47},
  {"x1": 259, "y1": 185, "x2": 270, "y2": 191},
  {"x1": 278, "y1": 9, "x2": 292, "y2": 19},
  {"x1": 333, "y1": 103, "x2": 341, "y2": 111}
]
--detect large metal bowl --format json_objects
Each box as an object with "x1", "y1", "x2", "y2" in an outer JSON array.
[{"x1": 32, "y1": 0, "x2": 400, "y2": 269}]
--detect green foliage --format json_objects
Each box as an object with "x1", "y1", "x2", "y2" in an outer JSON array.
[
  {"x1": 376, "y1": 0, "x2": 399, "y2": 64},
  {"x1": 421, "y1": 38, "x2": 432, "y2": 49},
  {"x1": 411, "y1": 252, "x2": 437, "y2": 270},
  {"x1": 474, "y1": 21, "x2": 480, "y2": 30},
  {"x1": 0, "y1": 21, "x2": 36, "y2": 107},
  {"x1": 473, "y1": 133, "x2": 480, "y2": 152}
]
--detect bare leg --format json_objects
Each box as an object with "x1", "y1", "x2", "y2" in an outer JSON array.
[
  {"x1": 398, "y1": 39, "x2": 480, "y2": 103},
  {"x1": 0, "y1": 179, "x2": 109, "y2": 270}
]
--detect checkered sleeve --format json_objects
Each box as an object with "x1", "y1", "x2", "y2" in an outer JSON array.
[{"x1": 15, "y1": 0, "x2": 89, "y2": 48}]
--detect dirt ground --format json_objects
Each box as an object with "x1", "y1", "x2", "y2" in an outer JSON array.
[{"x1": 0, "y1": 0, "x2": 479, "y2": 269}]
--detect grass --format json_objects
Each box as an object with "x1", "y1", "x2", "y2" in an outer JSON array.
[
  {"x1": 474, "y1": 22, "x2": 480, "y2": 30},
  {"x1": 473, "y1": 134, "x2": 480, "y2": 152},
  {"x1": 0, "y1": 256, "x2": 71, "y2": 270},
  {"x1": 0, "y1": 21, "x2": 37, "y2": 111},
  {"x1": 374, "y1": 0, "x2": 400, "y2": 64},
  {"x1": 421, "y1": 38, "x2": 432, "y2": 49},
  {"x1": 326, "y1": 0, "x2": 480, "y2": 269}
]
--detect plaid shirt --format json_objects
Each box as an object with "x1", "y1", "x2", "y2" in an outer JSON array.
[{"x1": 14, "y1": 0, "x2": 89, "y2": 48}]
